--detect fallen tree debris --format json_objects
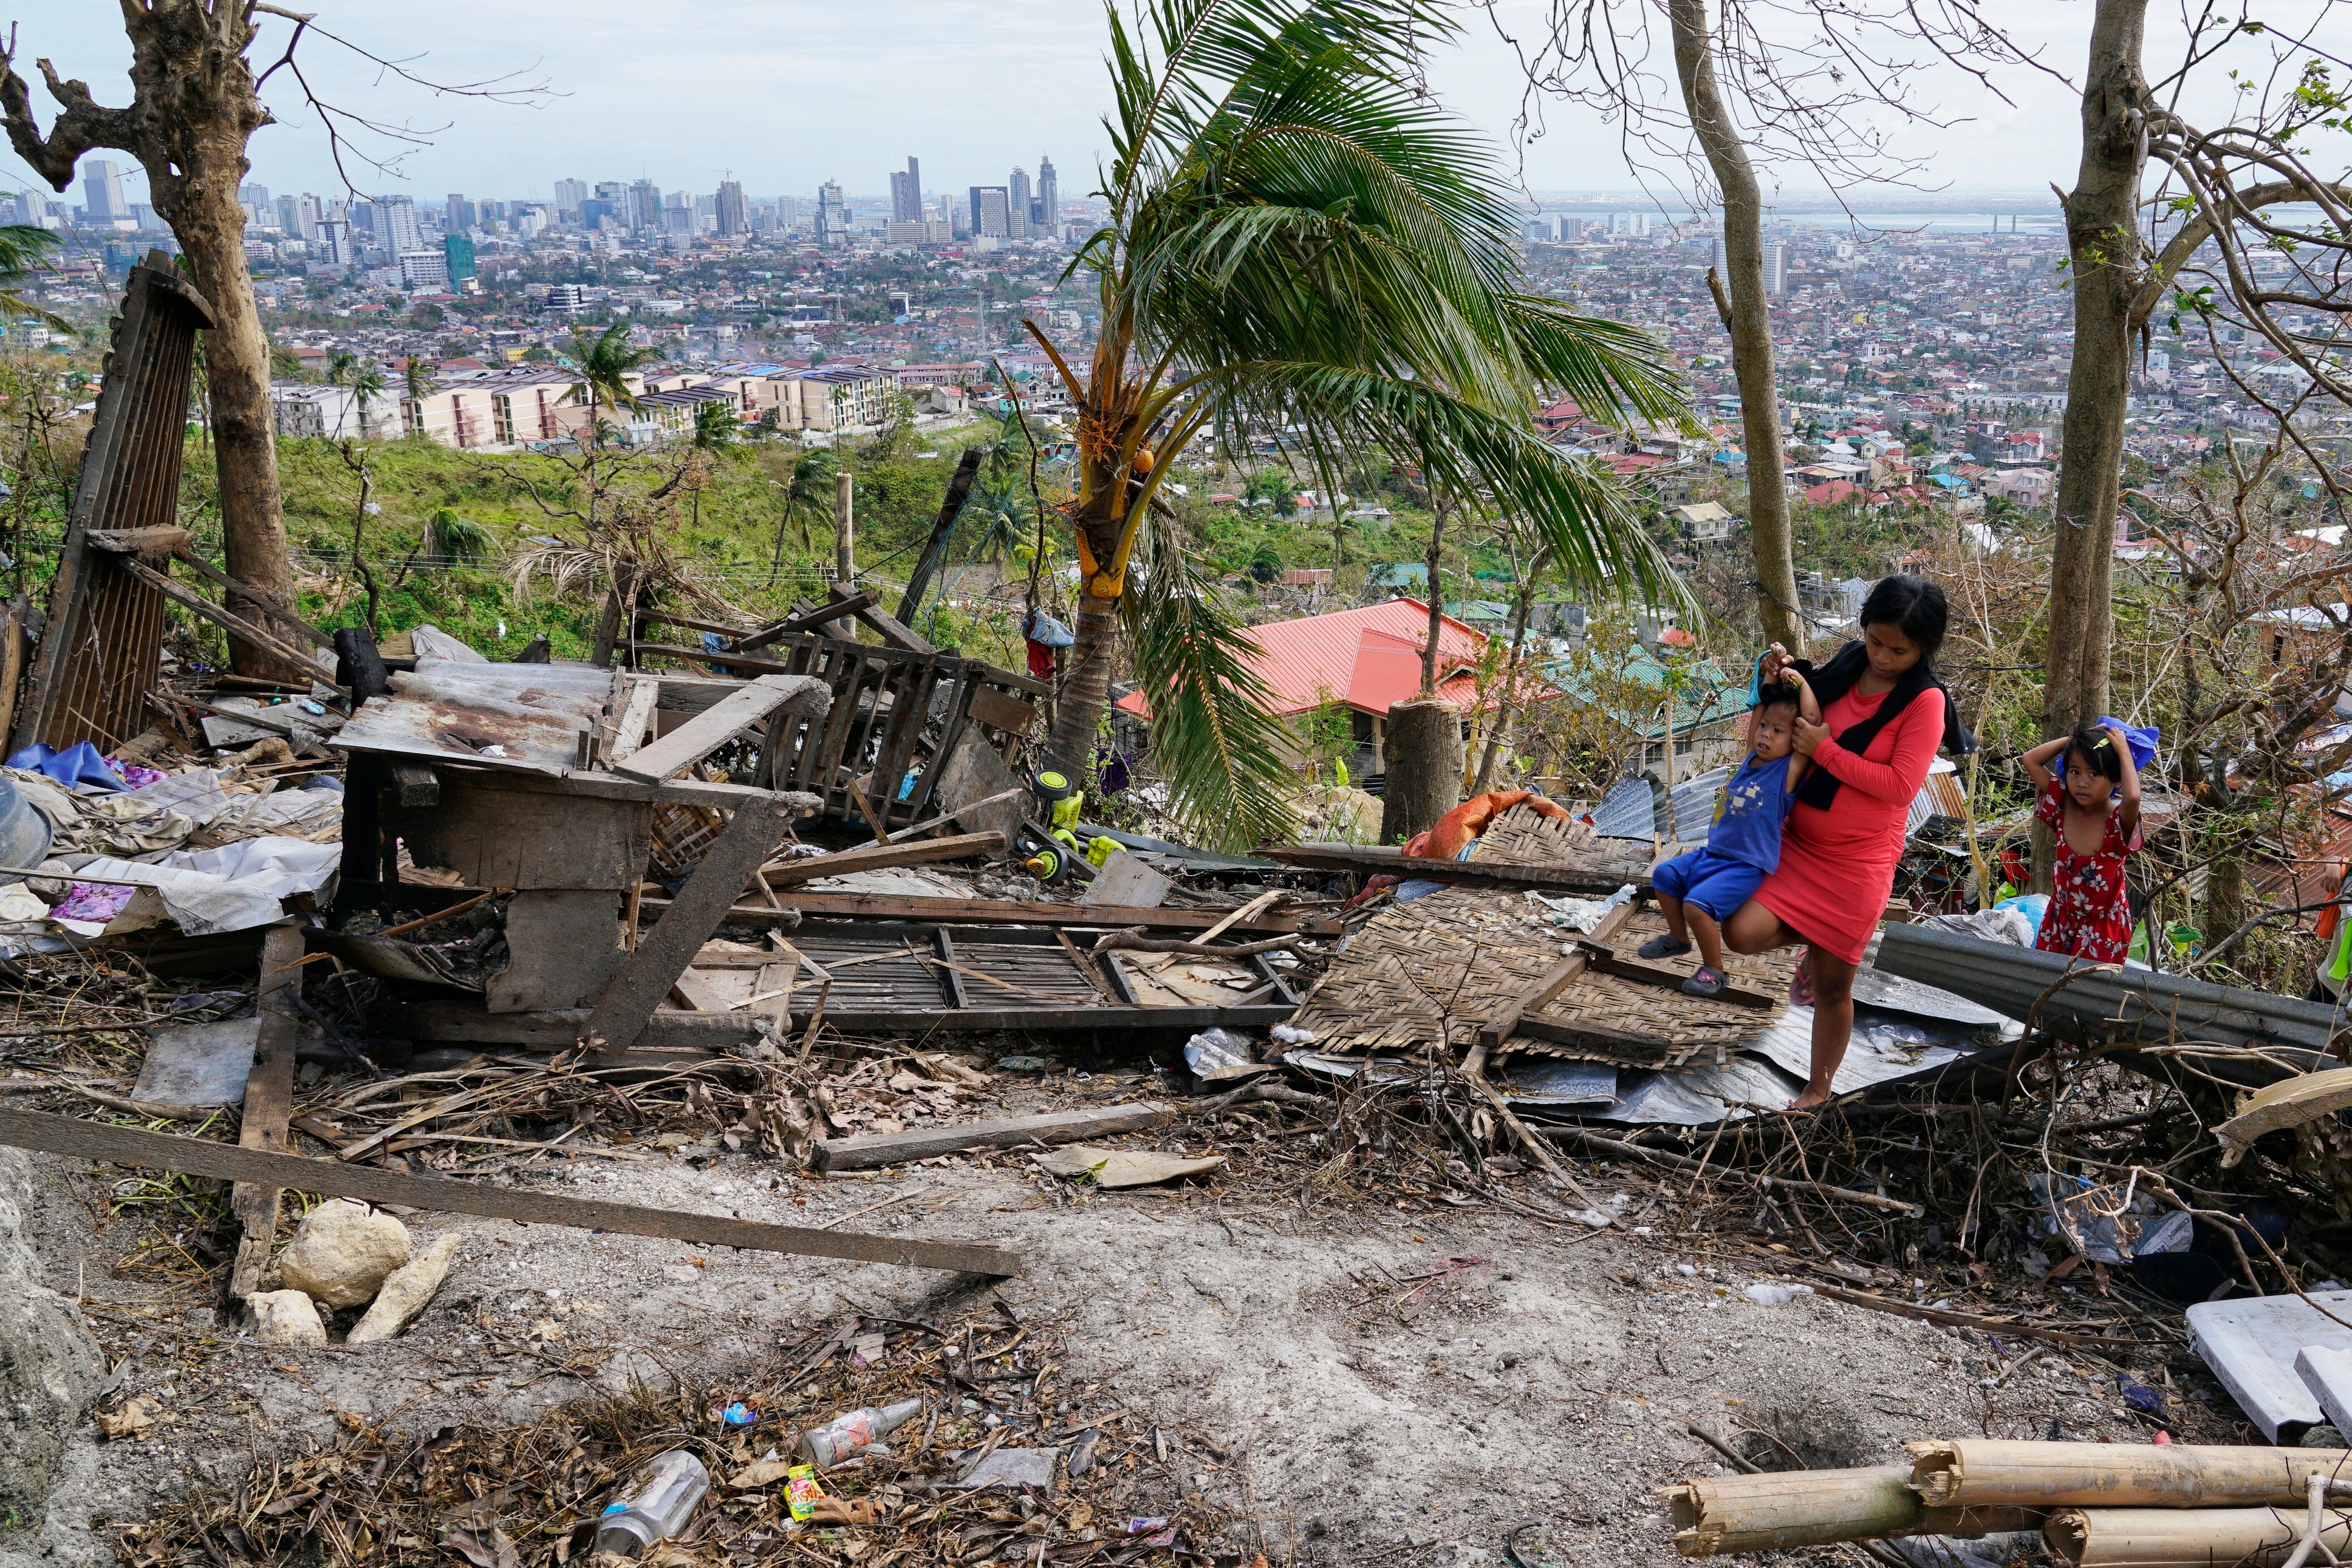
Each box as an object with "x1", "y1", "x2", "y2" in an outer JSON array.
[{"x1": 813, "y1": 1102, "x2": 1173, "y2": 1172}]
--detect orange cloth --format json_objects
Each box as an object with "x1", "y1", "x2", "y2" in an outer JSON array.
[
  {"x1": 1753, "y1": 684, "x2": 1945, "y2": 964},
  {"x1": 1408, "y1": 790, "x2": 1569, "y2": 862}
]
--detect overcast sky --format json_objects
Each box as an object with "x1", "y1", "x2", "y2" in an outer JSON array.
[{"x1": 7, "y1": 0, "x2": 2327, "y2": 211}]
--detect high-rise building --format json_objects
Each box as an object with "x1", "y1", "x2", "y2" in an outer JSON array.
[
  {"x1": 968, "y1": 186, "x2": 1010, "y2": 239},
  {"x1": 816, "y1": 180, "x2": 849, "y2": 247},
  {"x1": 380, "y1": 194, "x2": 424, "y2": 254},
  {"x1": 83, "y1": 159, "x2": 128, "y2": 222},
  {"x1": 594, "y1": 181, "x2": 629, "y2": 225},
  {"x1": 579, "y1": 198, "x2": 614, "y2": 230},
  {"x1": 397, "y1": 249, "x2": 450, "y2": 290},
  {"x1": 1035, "y1": 157, "x2": 1058, "y2": 230},
  {"x1": 776, "y1": 195, "x2": 800, "y2": 233},
  {"x1": 1007, "y1": 168, "x2": 1032, "y2": 239},
  {"x1": 1762, "y1": 240, "x2": 1787, "y2": 298},
  {"x1": 716, "y1": 180, "x2": 747, "y2": 236},
  {"x1": 443, "y1": 232, "x2": 477, "y2": 282},
  {"x1": 552, "y1": 178, "x2": 587, "y2": 217},
  {"x1": 445, "y1": 193, "x2": 476, "y2": 230},
  {"x1": 629, "y1": 179, "x2": 662, "y2": 231},
  {"x1": 315, "y1": 219, "x2": 353, "y2": 265},
  {"x1": 889, "y1": 157, "x2": 922, "y2": 225},
  {"x1": 237, "y1": 182, "x2": 269, "y2": 212}
]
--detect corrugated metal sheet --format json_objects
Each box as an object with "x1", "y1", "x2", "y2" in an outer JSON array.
[
  {"x1": 1875, "y1": 922, "x2": 2343, "y2": 1062},
  {"x1": 1590, "y1": 776, "x2": 1658, "y2": 840},
  {"x1": 332, "y1": 663, "x2": 616, "y2": 777},
  {"x1": 1589, "y1": 768, "x2": 1725, "y2": 845}
]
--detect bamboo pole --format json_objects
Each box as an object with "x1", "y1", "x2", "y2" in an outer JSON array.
[
  {"x1": 2044, "y1": 1505, "x2": 2352, "y2": 1567},
  {"x1": 1912, "y1": 1441, "x2": 2352, "y2": 1510},
  {"x1": 1662, "y1": 1466, "x2": 2042, "y2": 1557}
]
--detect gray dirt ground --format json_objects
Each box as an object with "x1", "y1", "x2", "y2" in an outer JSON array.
[{"x1": 0, "y1": 1066, "x2": 2226, "y2": 1568}]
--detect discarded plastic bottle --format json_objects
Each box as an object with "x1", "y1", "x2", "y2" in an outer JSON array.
[
  {"x1": 593, "y1": 1451, "x2": 710, "y2": 1558},
  {"x1": 798, "y1": 1397, "x2": 923, "y2": 1468}
]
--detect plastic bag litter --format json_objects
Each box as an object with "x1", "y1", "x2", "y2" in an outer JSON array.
[
  {"x1": 1523, "y1": 883, "x2": 1637, "y2": 933},
  {"x1": 2027, "y1": 1172, "x2": 2192, "y2": 1264},
  {"x1": 1268, "y1": 1023, "x2": 1319, "y2": 1046},
  {"x1": 1183, "y1": 1028, "x2": 1254, "y2": 1075},
  {"x1": 1742, "y1": 1282, "x2": 1816, "y2": 1306}
]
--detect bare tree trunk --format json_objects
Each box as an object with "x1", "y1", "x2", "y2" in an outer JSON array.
[
  {"x1": 1669, "y1": 0, "x2": 1802, "y2": 654},
  {"x1": 1, "y1": 1, "x2": 292, "y2": 673},
  {"x1": 1047, "y1": 590, "x2": 1118, "y2": 778},
  {"x1": 2043, "y1": 0, "x2": 2150, "y2": 741},
  {"x1": 1472, "y1": 567, "x2": 1548, "y2": 794}
]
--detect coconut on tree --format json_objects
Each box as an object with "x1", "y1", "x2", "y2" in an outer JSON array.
[{"x1": 1028, "y1": 0, "x2": 1692, "y2": 847}]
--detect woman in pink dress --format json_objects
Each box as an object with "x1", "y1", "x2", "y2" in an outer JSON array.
[{"x1": 1723, "y1": 576, "x2": 1971, "y2": 1110}]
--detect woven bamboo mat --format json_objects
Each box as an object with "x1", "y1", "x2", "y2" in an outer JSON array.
[
  {"x1": 1289, "y1": 886, "x2": 1564, "y2": 1056},
  {"x1": 1473, "y1": 807, "x2": 1660, "y2": 878}
]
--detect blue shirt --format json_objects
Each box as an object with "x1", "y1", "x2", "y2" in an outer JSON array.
[{"x1": 1708, "y1": 750, "x2": 1799, "y2": 873}]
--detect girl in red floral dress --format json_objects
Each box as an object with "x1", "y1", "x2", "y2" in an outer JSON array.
[{"x1": 2022, "y1": 722, "x2": 2142, "y2": 963}]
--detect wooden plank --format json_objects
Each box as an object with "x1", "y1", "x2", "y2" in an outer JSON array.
[
  {"x1": 606, "y1": 674, "x2": 661, "y2": 763},
  {"x1": 759, "y1": 831, "x2": 1005, "y2": 888},
  {"x1": 644, "y1": 890, "x2": 1342, "y2": 935},
  {"x1": 167, "y1": 546, "x2": 335, "y2": 650},
  {"x1": 736, "y1": 593, "x2": 878, "y2": 653},
  {"x1": 966, "y1": 684, "x2": 1038, "y2": 735},
  {"x1": 405, "y1": 771, "x2": 651, "y2": 891},
  {"x1": 584, "y1": 798, "x2": 791, "y2": 1052},
  {"x1": 845, "y1": 592, "x2": 937, "y2": 655},
  {"x1": 0, "y1": 1104, "x2": 1019, "y2": 1277},
  {"x1": 1262, "y1": 843, "x2": 1648, "y2": 896},
  {"x1": 1475, "y1": 899, "x2": 1639, "y2": 1050},
  {"x1": 228, "y1": 927, "x2": 305, "y2": 1299},
  {"x1": 108, "y1": 553, "x2": 338, "y2": 685},
  {"x1": 1081, "y1": 851, "x2": 1172, "y2": 908},
  {"x1": 615, "y1": 674, "x2": 810, "y2": 783},
  {"x1": 487, "y1": 890, "x2": 627, "y2": 1012},
  {"x1": 1574, "y1": 938, "x2": 1776, "y2": 1010},
  {"x1": 815, "y1": 1102, "x2": 1174, "y2": 1172},
  {"x1": 669, "y1": 968, "x2": 729, "y2": 1013},
  {"x1": 389, "y1": 999, "x2": 1299, "y2": 1046},
  {"x1": 386, "y1": 760, "x2": 440, "y2": 808}
]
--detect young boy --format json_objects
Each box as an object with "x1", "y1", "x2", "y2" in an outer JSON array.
[{"x1": 1639, "y1": 672, "x2": 1820, "y2": 996}]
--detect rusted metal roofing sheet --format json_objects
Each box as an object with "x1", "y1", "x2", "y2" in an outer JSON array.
[{"x1": 332, "y1": 663, "x2": 616, "y2": 777}]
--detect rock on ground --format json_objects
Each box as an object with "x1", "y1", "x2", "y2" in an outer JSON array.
[
  {"x1": 249, "y1": 1291, "x2": 327, "y2": 1349},
  {"x1": 0, "y1": 1148, "x2": 103, "y2": 1532},
  {"x1": 278, "y1": 1198, "x2": 409, "y2": 1308},
  {"x1": 348, "y1": 1235, "x2": 461, "y2": 1344}
]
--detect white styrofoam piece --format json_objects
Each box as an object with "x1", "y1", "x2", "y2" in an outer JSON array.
[
  {"x1": 2187, "y1": 1289, "x2": 2352, "y2": 1441},
  {"x1": 2296, "y1": 1343, "x2": 2352, "y2": 1438}
]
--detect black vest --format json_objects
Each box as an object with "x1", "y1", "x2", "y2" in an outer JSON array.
[{"x1": 1789, "y1": 639, "x2": 1975, "y2": 811}]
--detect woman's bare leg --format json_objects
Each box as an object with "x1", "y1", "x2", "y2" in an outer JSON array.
[
  {"x1": 1793, "y1": 946, "x2": 1860, "y2": 1110},
  {"x1": 1721, "y1": 900, "x2": 1795, "y2": 956}
]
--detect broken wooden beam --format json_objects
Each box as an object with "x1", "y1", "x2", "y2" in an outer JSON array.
[
  {"x1": 1573, "y1": 938, "x2": 1776, "y2": 1010},
  {"x1": 1475, "y1": 900, "x2": 1638, "y2": 1049},
  {"x1": 227, "y1": 926, "x2": 304, "y2": 1299},
  {"x1": 815, "y1": 1102, "x2": 1173, "y2": 1172},
  {"x1": 584, "y1": 795, "x2": 793, "y2": 1052},
  {"x1": 614, "y1": 672, "x2": 827, "y2": 783},
  {"x1": 735, "y1": 593, "x2": 878, "y2": 652},
  {"x1": 0, "y1": 1104, "x2": 1019, "y2": 1276},
  {"x1": 387, "y1": 999, "x2": 1299, "y2": 1046},
  {"x1": 649, "y1": 890, "x2": 1342, "y2": 936},
  {"x1": 758, "y1": 830, "x2": 1006, "y2": 888},
  {"x1": 1259, "y1": 842, "x2": 1647, "y2": 896},
  {"x1": 1540, "y1": 1124, "x2": 1926, "y2": 1217}
]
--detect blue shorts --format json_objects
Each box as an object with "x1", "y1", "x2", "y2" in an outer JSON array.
[{"x1": 1650, "y1": 848, "x2": 1767, "y2": 922}]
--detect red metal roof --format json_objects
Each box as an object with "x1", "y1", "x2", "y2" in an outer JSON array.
[{"x1": 1115, "y1": 598, "x2": 1488, "y2": 721}]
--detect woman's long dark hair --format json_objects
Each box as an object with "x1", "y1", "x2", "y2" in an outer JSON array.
[{"x1": 1857, "y1": 574, "x2": 1948, "y2": 664}]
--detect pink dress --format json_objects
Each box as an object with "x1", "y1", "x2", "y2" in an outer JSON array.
[
  {"x1": 2033, "y1": 778, "x2": 2140, "y2": 963},
  {"x1": 1752, "y1": 684, "x2": 1946, "y2": 965}
]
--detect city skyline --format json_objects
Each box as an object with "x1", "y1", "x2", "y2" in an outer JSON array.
[{"x1": 4, "y1": 0, "x2": 2311, "y2": 212}]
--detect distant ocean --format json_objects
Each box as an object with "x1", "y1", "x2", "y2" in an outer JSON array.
[{"x1": 1530, "y1": 206, "x2": 2067, "y2": 234}]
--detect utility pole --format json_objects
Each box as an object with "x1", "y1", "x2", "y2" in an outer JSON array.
[{"x1": 833, "y1": 469, "x2": 856, "y2": 636}]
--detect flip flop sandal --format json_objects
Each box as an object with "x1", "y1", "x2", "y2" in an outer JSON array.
[
  {"x1": 1787, "y1": 953, "x2": 1815, "y2": 1007},
  {"x1": 1637, "y1": 933, "x2": 1693, "y2": 960},
  {"x1": 1681, "y1": 966, "x2": 1723, "y2": 997}
]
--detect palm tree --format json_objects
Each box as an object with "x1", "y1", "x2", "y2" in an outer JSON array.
[
  {"x1": 347, "y1": 362, "x2": 388, "y2": 440},
  {"x1": 1026, "y1": 0, "x2": 1690, "y2": 847},
  {"x1": 566, "y1": 322, "x2": 657, "y2": 447},
  {"x1": 0, "y1": 225, "x2": 64, "y2": 328},
  {"x1": 963, "y1": 475, "x2": 1035, "y2": 564},
  {"x1": 770, "y1": 446, "x2": 838, "y2": 577},
  {"x1": 691, "y1": 397, "x2": 738, "y2": 450}
]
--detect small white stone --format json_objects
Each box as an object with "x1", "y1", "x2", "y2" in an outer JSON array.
[{"x1": 250, "y1": 1290, "x2": 326, "y2": 1348}]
